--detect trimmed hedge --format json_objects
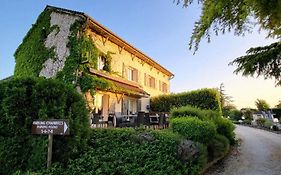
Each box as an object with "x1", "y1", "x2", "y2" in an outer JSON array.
[
  {"x1": 170, "y1": 106, "x2": 235, "y2": 145},
  {"x1": 0, "y1": 77, "x2": 90, "y2": 174},
  {"x1": 212, "y1": 118, "x2": 236, "y2": 145},
  {"x1": 170, "y1": 117, "x2": 217, "y2": 144},
  {"x1": 150, "y1": 88, "x2": 222, "y2": 113},
  {"x1": 170, "y1": 105, "x2": 220, "y2": 120}
]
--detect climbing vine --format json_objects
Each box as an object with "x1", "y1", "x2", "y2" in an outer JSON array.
[
  {"x1": 14, "y1": 8, "x2": 138, "y2": 99},
  {"x1": 14, "y1": 9, "x2": 56, "y2": 77},
  {"x1": 56, "y1": 19, "x2": 113, "y2": 95}
]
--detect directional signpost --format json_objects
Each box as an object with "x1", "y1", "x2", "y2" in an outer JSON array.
[{"x1": 32, "y1": 119, "x2": 69, "y2": 168}]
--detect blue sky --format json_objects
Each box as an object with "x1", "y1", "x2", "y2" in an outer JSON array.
[{"x1": 1, "y1": 0, "x2": 280, "y2": 109}]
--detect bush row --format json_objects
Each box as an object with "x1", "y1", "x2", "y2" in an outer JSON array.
[
  {"x1": 2, "y1": 78, "x2": 230, "y2": 174},
  {"x1": 15, "y1": 129, "x2": 207, "y2": 175},
  {"x1": 170, "y1": 106, "x2": 236, "y2": 145},
  {"x1": 150, "y1": 88, "x2": 221, "y2": 113},
  {"x1": 0, "y1": 77, "x2": 90, "y2": 174},
  {"x1": 169, "y1": 117, "x2": 231, "y2": 163},
  {"x1": 170, "y1": 105, "x2": 220, "y2": 120},
  {"x1": 170, "y1": 117, "x2": 217, "y2": 144}
]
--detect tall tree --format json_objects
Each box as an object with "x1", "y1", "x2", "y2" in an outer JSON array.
[
  {"x1": 176, "y1": 0, "x2": 281, "y2": 85},
  {"x1": 218, "y1": 83, "x2": 233, "y2": 107},
  {"x1": 255, "y1": 99, "x2": 270, "y2": 111}
]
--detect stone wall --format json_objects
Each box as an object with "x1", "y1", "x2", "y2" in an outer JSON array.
[{"x1": 39, "y1": 12, "x2": 81, "y2": 78}]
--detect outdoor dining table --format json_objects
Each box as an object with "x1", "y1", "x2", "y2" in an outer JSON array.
[{"x1": 122, "y1": 115, "x2": 137, "y2": 126}]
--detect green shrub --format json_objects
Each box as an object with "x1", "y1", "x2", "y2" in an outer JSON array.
[
  {"x1": 213, "y1": 118, "x2": 235, "y2": 145},
  {"x1": 170, "y1": 117, "x2": 217, "y2": 144},
  {"x1": 0, "y1": 77, "x2": 90, "y2": 174},
  {"x1": 170, "y1": 106, "x2": 235, "y2": 145},
  {"x1": 150, "y1": 88, "x2": 222, "y2": 113},
  {"x1": 170, "y1": 106, "x2": 220, "y2": 121},
  {"x1": 170, "y1": 106, "x2": 206, "y2": 120},
  {"x1": 36, "y1": 128, "x2": 203, "y2": 175},
  {"x1": 207, "y1": 134, "x2": 230, "y2": 161},
  {"x1": 256, "y1": 118, "x2": 267, "y2": 126},
  {"x1": 263, "y1": 119, "x2": 273, "y2": 128},
  {"x1": 243, "y1": 119, "x2": 252, "y2": 125},
  {"x1": 195, "y1": 143, "x2": 208, "y2": 170}
]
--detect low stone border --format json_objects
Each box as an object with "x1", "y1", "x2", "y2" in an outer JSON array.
[{"x1": 238, "y1": 124, "x2": 281, "y2": 134}]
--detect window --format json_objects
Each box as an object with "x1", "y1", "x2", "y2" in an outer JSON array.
[
  {"x1": 162, "y1": 82, "x2": 168, "y2": 93},
  {"x1": 159, "y1": 80, "x2": 162, "y2": 91},
  {"x1": 148, "y1": 75, "x2": 156, "y2": 89},
  {"x1": 98, "y1": 56, "x2": 106, "y2": 70},
  {"x1": 127, "y1": 67, "x2": 138, "y2": 82}
]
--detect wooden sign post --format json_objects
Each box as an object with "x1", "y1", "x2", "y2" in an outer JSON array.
[{"x1": 32, "y1": 119, "x2": 69, "y2": 168}]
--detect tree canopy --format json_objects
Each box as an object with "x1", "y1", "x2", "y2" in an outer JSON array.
[
  {"x1": 177, "y1": 0, "x2": 281, "y2": 85},
  {"x1": 255, "y1": 99, "x2": 270, "y2": 111},
  {"x1": 218, "y1": 83, "x2": 233, "y2": 107}
]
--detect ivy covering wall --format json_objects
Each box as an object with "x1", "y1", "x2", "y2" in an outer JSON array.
[
  {"x1": 14, "y1": 9, "x2": 56, "y2": 77},
  {"x1": 14, "y1": 8, "x2": 114, "y2": 96}
]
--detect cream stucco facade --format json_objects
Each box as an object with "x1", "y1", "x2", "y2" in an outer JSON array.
[
  {"x1": 84, "y1": 28, "x2": 172, "y2": 97},
  {"x1": 81, "y1": 14, "x2": 174, "y2": 118},
  {"x1": 42, "y1": 6, "x2": 174, "y2": 120}
]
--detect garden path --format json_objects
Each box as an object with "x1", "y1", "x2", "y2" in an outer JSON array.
[{"x1": 205, "y1": 125, "x2": 281, "y2": 175}]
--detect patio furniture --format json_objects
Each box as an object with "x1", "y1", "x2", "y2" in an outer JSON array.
[
  {"x1": 115, "y1": 112, "x2": 125, "y2": 127},
  {"x1": 92, "y1": 113, "x2": 106, "y2": 128},
  {"x1": 144, "y1": 113, "x2": 150, "y2": 128},
  {"x1": 150, "y1": 114, "x2": 159, "y2": 129},
  {"x1": 159, "y1": 113, "x2": 165, "y2": 129},
  {"x1": 164, "y1": 113, "x2": 169, "y2": 128},
  {"x1": 108, "y1": 113, "x2": 115, "y2": 127},
  {"x1": 136, "y1": 112, "x2": 145, "y2": 127},
  {"x1": 122, "y1": 115, "x2": 137, "y2": 127}
]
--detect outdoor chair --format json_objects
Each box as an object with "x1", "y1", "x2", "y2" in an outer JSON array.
[
  {"x1": 107, "y1": 114, "x2": 114, "y2": 127},
  {"x1": 115, "y1": 112, "x2": 125, "y2": 127},
  {"x1": 92, "y1": 113, "x2": 105, "y2": 128},
  {"x1": 150, "y1": 114, "x2": 159, "y2": 129},
  {"x1": 164, "y1": 113, "x2": 169, "y2": 128},
  {"x1": 136, "y1": 112, "x2": 145, "y2": 127},
  {"x1": 159, "y1": 113, "x2": 165, "y2": 129},
  {"x1": 144, "y1": 113, "x2": 150, "y2": 128}
]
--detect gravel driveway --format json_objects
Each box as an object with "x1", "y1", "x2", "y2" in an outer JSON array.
[{"x1": 205, "y1": 125, "x2": 281, "y2": 175}]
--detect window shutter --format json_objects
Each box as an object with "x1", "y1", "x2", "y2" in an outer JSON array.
[
  {"x1": 144, "y1": 73, "x2": 147, "y2": 86},
  {"x1": 138, "y1": 70, "x2": 141, "y2": 84},
  {"x1": 133, "y1": 69, "x2": 138, "y2": 82},
  {"x1": 122, "y1": 63, "x2": 127, "y2": 78}
]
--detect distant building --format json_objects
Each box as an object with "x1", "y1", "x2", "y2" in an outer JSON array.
[{"x1": 14, "y1": 6, "x2": 174, "y2": 121}]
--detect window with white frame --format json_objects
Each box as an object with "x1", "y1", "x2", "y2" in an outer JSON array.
[
  {"x1": 97, "y1": 56, "x2": 106, "y2": 70},
  {"x1": 127, "y1": 67, "x2": 138, "y2": 82}
]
